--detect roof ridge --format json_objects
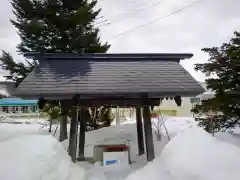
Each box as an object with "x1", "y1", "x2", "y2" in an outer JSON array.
[{"x1": 24, "y1": 52, "x2": 193, "y2": 61}]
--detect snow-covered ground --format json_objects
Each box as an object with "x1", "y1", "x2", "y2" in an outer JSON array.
[
  {"x1": 126, "y1": 127, "x2": 240, "y2": 180},
  {"x1": 0, "y1": 116, "x2": 240, "y2": 180},
  {"x1": 0, "y1": 134, "x2": 84, "y2": 180}
]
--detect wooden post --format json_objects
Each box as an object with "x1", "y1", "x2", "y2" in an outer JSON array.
[
  {"x1": 78, "y1": 108, "x2": 86, "y2": 161},
  {"x1": 49, "y1": 119, "x2": 53, "y2": 133},
  {"x1": 68, "y1": 98, "x2": 78, "y2": 163},
  {"x1": 59, "y1": 100, "x2": 69, "y2": 142},
  {"x1": 116, "y1": 107, "x2": 120, "y2": 125},
  {"x1": 136, "y1": 107, "x2": 145, "y2": 156},
  {"x1": 142, "y1": 95, "x2": 155, "y2": 162}
]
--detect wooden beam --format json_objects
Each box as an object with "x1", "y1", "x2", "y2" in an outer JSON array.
[
  {"x1": 78, "y1": 108, "x2": 86, "y2": 161},
  {"x1": 142, "y1": 95, "x2": 155, "y2": 162},
  {"x1": 68, "y1": 96, "x2": 79, "y2": 162},
  {"x1": 76, "y1": 98, "x2": 161, "y2": 107},
  {"x1": 136, "y1": 107, "x2": 145, "y2": 156}
]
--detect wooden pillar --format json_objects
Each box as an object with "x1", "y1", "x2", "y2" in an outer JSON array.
[
  {"x1": 49, "y1": 119, "x2": 53, "y2": 133},
  {"x1": 136, "y1": 106, "x2": 145, "y2": 156},
  {"x1": 68, "y1": 97, "x2": 78, "y2": 163},
  {"x1": 78, "y1": 108, "x2": 86, "y2": 161},
  {"x1": 142, "y1": 95, "x2": 155, "y2": 162},
  {"x1": 59, "y1": 100, "x2": 69, "y2": 142},
  {"x1": 116, "y1": 107, "x2": 120, "y2": 125}
]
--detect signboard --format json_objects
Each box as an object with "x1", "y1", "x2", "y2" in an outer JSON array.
[
  {"x1": 104, "y1": 159, "x2": 120, "y2": 166},
  {"x1": 103, "y1": 151, "x2": 129, "y2": 166}
]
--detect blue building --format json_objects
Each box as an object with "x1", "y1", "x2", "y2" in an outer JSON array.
[
  {"x1": 0, "y1": 80, "x2": 39, "y2": 116},
  {"x1": 0, "y1": 98, "x2": 39, "y2": 114}
]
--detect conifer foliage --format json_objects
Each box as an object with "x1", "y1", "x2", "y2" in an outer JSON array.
[{"x1": 192, "y1": 32, "x2": 240, "y2": 132}]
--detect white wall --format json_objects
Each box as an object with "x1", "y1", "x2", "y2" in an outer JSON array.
[
  {"x1": 157, "y1": 82, "x2": 215, "y2": 117},
  {"x1": 159, "y1": 97, "x2": 194, "y2": 117}
]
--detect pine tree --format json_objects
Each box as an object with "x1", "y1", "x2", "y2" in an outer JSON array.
[
  {"x1": 0, "y1": 0, "x2": 111, "y2": 141},
  {"x1": 192, "y1": 32, "x2": 240, "y2": 132},
  {"x1": 11, "y1": 0, "x2": 110, "y2": 53},
  {"x1": 0, "y1": 51, "x2": 34, "y2": 85}
]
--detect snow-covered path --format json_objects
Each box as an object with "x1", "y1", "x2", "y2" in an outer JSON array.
[{"x1": 0, "y1": 123, "x2": 46, "y2": 142}]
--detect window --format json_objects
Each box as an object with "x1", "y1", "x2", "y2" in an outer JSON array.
[
  {"x1": 12, "y1": 106, "x2": 16, "y2": 113},
  {"x1": 21, "y1": 106, "x2": 28, "y2": 113},
  {"x1": 2, "y1": 106, "x2": 9, "y2": 113},
  {"x1": 31, "y1": 106, "x2": 37, "y2": 113},
  {"x1": 8, "y1": 107, "x2": 13, "y2": 113},
  {"x1": 190, "y1": 97, "x2": 200, "y2": 104}
]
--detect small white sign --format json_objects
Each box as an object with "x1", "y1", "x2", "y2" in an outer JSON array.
[{"x1": 103, "y1": 151, "x2": 128, "y2": 166}]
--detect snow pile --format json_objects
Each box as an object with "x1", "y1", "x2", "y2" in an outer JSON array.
[
  {"x1": 152, "y1": 116, "x2": 197, "y2": 138},
  {"x1": 126, "y1": 127, "x2": 240, "y2": 180},
  {"x1": 0, "y1": 135, "x2": 85, "y2": 180},
  {"x1": 215, "y1": 131, "x2": 240, "y2": 147}
]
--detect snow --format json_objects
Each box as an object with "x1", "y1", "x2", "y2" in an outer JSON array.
[
  {"x1": 1, "y1": 115, "x2": 240, "y2": 180},
  {"x1": 0, "y1": 134, "x2": 85, "y2": 180},
  {"x1": 126, "y1": 127, "x2": 240, "y2": 180},
  {"x1": 0, "y1": 123, "x2": 44, "y2": 142},
  {"x1": 84, "y1": 163, "x2": 134, "y2": 180},
  {"x1": 215, "y1": 132, "x2": 240, "y2": 147},
  {"x1": 0, "y1": 117, "x2": 48, "y2": 125},
  {"x1": 152, "y1": 116, "x2": 197, "y2": 138}
]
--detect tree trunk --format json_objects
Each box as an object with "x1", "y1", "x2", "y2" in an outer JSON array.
[
  {"x1": 68, "y1": 106, "x2": 78, "y2": 162},
  {"x1": 78, "y1": 108, "x2": 86, "y2": 161},
  {"x1": 49, "y1": 119, "x2": 53, "y2": 133},
  {"x1": 136, "y1": 107, "x2": 145, "y2": 156}
]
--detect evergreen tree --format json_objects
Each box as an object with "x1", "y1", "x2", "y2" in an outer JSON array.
[
  {"x1": 0, "y1": 51, "x2": 34, "y2": 85},
  {"x1": 0, "y1": 0, "x2": 111, "y2": 141},
  {"x1": 10, "y1": 0, "x2": 110, "y2": 54},
  {"x1": 192, "y1": 32, "x2": 240, "y2": 132}
]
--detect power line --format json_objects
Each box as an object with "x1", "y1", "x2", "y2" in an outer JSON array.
[
  {"x1": 101, "y1": 0, "x2": 165, "y2": 27},
  {"x1": 107, "y1": 0, "x2": 205, "y2": 39},
  {"x1": 112, "y1": 0, "x2": 154, "y2": 17},
  {"x1": 96, "y1": 0, "x2": 149, "y2": 27}
]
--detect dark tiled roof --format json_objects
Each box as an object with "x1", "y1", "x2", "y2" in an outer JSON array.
[{"x1": 14, "y1": 53, "x2": 205, "y2": 99}]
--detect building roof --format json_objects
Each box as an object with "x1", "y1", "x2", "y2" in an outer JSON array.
[
  {"x1": 0, "y1": 98, "x2": 38, "y2": 106},
  {"x1": 14, "y1": 53, "x2": 205, "y2": 99}
]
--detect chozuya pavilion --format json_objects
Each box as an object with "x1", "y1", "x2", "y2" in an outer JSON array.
[{"x1": 13, "y1": 52, "x2": 204, "y2": 162}]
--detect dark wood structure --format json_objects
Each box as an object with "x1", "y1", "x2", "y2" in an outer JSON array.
[{"x1": 13, "y1": 53, "x2": 204, "y2": 162}]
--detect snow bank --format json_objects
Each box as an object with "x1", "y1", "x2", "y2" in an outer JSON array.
[
  {"x1": 126, "y1": 127, "x2": 240, "y2": 180},
  {"x1": 152, "y1": 116, "x2": 197, "y2": 138},
  {"x1": 0, "y1": 135, "x2": 85, "y2": 180},
  {"x1": 215, "y1": 131, "x2": 240, "y2": 147}
]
